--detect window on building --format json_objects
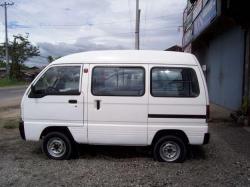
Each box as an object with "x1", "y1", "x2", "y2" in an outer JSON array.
[
  {"x1": 92, "y1": 67, "x2": 145, "y2": 96},
  {"x1": 151, "y1": 67, "x2": 199, "y2": 97}
]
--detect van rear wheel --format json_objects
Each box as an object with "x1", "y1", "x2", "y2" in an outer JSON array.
[
  {"x1": 153, "y1": 135, "x2": 187, "y2": 163},
  {"x1": 42, "y1": 132, "x2": 73, "y2": 160}
]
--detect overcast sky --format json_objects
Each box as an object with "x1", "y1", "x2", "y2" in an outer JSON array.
[{"x1": 0, "y1": 0, "x2": 186, "y2": 67}]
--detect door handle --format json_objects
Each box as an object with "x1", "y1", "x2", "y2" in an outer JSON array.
[
  {"x1": 96, "y1": 100, "x2": 101, "y2": 110},
  {"x1": 68, "y1": 99, "x2": 77, "y2": 104}
]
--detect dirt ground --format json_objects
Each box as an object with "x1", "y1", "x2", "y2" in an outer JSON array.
[{"x1": 0, "y1": 116, "x2": 250, "y2": 186}]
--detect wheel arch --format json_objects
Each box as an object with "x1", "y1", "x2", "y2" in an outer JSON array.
[
  {"x1": 151, "y1": 129, "x2": 189, "y2": 146},
  {"x1": 40, "y1": 126, "x2": 75, "y2": 142}
]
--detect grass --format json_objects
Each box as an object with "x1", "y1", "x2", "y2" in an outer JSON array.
[
  {"x1": 0, "y1": 77, "x2": 26, "y2": 87},
  {"x1": 3, "y1": 119, "x2": 19, "y2": 129}
]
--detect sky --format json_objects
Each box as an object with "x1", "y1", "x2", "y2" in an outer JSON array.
[{"x1": 0, "y1": 0, "x2": 186, "y2": 67}]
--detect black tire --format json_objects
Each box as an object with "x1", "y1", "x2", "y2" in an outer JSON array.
[
  {"x1": 153, "y1": 135, "x2": 187, "y2": 163},
  {"x1": 42, "y1": 132, "x2": 73, "y2": 160}
]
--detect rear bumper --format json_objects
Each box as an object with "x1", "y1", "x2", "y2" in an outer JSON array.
[
  {"x1": 19, "y1": 120, "x2": 26, "y2": 140},
  {"x1": 203, "y1": 133, "x2": 210, "y2": 145}
]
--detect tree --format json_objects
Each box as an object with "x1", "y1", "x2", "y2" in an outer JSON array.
[
  {"x1": 0, "y1": 43, "x2": 5, "y2": 64},
  {"x1": 47, "y1": 55, "x2": 54, "y2": 63},
  {"x1": 0, "y1": 34, "x2": 40, "y2": 79},
  {"x1": 47, "y1": 55, "x2": 61, "y2": 63}
]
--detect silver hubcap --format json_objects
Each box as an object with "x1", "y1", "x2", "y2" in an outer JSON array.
[
  {"x1": 47, "y1": 137, "x2": 66, "y2": 158},
  {"x1": 160, "y1": 141, "x2": 181, "y2": 162}
]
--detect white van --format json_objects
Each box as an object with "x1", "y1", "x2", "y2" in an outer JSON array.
[{"x1": 19, "y1": 50, "x2": 210, "y2": 162}]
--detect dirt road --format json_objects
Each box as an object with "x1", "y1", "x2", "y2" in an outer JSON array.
[{"x1": 0, "y1": 86, "x2": 26, "y2": 119}]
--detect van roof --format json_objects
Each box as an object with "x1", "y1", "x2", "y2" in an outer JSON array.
[{"x1": 52, "y1": 50, "x2": 198, "y2": 65}]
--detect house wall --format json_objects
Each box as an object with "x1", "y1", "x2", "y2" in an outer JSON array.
[{"x1": 194, "y1": 26, "x2": 245, "y2": 110}]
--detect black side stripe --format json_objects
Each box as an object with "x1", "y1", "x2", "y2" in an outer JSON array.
[{"x1": 148, "y1": 114, "x2": 206, "y2": 119}]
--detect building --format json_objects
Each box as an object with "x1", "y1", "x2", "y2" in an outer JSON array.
[
  {"x1": 21, "y1": 66, "x2": 43, "y2": 81},
  {"x1": 182, "y1": 0, "x2": 250, "y2": 111}
]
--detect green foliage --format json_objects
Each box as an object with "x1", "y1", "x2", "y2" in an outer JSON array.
[
  {"x1": 0, "y1": 61, "x2": 5, "y2": 68},
  {"x1": 0, "y1": 34, "x2": 40, "y2": 79},
  {"x1": 9, "y1": 34, "x2": 40, "y2": 64},
  {"x1": 47, "y1": 55, "x2": 61, "y2": 63},
  {"x1": 241, "y1": 96, "x2": 248, "y2": 115},
  {"x1": 0, "y1": 44, "x2": 4, "y2": 58},
  {"x1": 0, "y1": 77, "x2": 26, "y2": 87},
  {"x1": 47, "y1": 55, "x2": 54, "y2": 63}
]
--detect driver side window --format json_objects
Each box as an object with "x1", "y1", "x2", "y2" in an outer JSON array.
[{"x1": 32, "y1": 65, "x2": 81, "y2": 96}]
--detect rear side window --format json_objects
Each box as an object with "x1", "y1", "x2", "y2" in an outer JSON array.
[
  {"x1": 151, "y1": 67, "x2": 200, "y2": 97},
  {"x1": 92, "y1": 67, "x2": 145, "y2": 96}
]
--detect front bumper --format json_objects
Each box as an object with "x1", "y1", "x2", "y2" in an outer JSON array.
[
  {"x1": 203, "y1": 133, "x2": 210, "y2": 144},
  {"x1": 19, "y1": 120, "x2": 26, "y2": 140}
]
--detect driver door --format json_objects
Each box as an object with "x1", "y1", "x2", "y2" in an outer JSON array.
[{"x1": 23, "y1": 64, "x2": 84, "y2": 127}]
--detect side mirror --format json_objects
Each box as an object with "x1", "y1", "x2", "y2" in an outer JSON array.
[
  {"x1": 28, "y1": 85, "x2": 46, "y2": 98},
  {"x1": 28, "y1": 85, "x2": 36, "y2": 98},
  {"x1": 29, "y1": 85, "x2": 44, "y2": 98},
  {"x1": 30, "y1": 84, "x2": 37, "y2": 95}
]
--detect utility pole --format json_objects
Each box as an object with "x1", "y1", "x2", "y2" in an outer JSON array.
[
  {"x1": 135, "y1": 0, "x2": 141, "y2": 50},
  {"x1": 0, "y1": 1, "x2": 14, "y2": 76}
]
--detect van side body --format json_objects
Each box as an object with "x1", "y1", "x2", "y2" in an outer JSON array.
[{"x1": 19, "y1": 50, "x2": 209, "y2": 162}]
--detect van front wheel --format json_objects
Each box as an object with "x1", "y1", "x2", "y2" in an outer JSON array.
[
  {"x1": 153, "y1": 135, "x2": 187, "y2": 163},
  {"x1": 42, "y1": 132, "x2": 72, "y2": 160}
]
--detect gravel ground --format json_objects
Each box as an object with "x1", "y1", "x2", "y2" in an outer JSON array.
[{"x1": 0, "y1": 119, "x2": 250, "y2": 187}]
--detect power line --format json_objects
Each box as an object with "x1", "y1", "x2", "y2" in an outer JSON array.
[
  {"x1": 24, "y1": 27, "x2": 179, "y2": 43},
  {"x1": 30, "y1": 28, "x2": 176, "y2": 40},
  {"x1": 56, "y1": 15, "x2": 174, "y2": 26},
  {"x1": 8, "y1": 23, "x2": 180, "y2": 31},
  {"x1": 4, "y1": 14, "x2": 178, "y2": 29}
]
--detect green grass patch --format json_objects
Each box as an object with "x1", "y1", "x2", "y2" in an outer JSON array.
[
  {"x1": 3, "y1": 119, "x2": 19, "y2": 129},
  {"x1": 0, "y1": 77, "x2": 26, "y2": 87}
]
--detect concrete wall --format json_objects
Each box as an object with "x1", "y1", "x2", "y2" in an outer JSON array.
[{"x1": 195, "y1": 26, "x2": 245, "y2": 110}]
